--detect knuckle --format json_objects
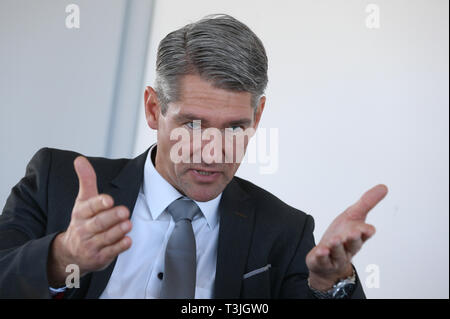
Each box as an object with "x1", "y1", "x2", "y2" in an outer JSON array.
[
  {"x1": 95, "y1": 195, "x2": 104, "y2": 208},
  {"x1": 88, "y1": 197, "x2": 97, "y2": 212},
  {"x1": 93, "y1": 215, "x2": 104, "y2": 231},
  {"x1": 103, "y1": 212, "x2": 117, "y2": 228},
  {"x1": 104, "y1": 229, "x2": 116, "y2": 245},
  {"x1": 114, "y1": 225, "x2": 124, "y2": 238},
  {"x1": 99, "y1": 231, "x2": 108, "y2": 246}
]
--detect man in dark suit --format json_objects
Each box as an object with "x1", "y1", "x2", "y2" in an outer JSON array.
[{"x1": 0, "y1": 14, "x2": 387, "y2": 299}]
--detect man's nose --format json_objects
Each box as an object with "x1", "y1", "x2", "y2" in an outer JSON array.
[{"x1": 191, "y1": 133, "x2": 224, "y2": 164}]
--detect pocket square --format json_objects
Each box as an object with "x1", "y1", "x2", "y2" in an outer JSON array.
[{"x1": 243, "y1": 264, "x2": 272, "y2": 279}]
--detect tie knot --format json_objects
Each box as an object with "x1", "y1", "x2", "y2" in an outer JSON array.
[{"x1": 166, "y1": 197, "x2": 200, "y2": 222}]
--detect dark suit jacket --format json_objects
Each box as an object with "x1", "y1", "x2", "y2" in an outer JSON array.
[{"x1": 0, "y1": 147, "x2": 366, "y2": 299}]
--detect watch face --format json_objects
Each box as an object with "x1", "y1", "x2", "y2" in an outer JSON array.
[{"x1": 332, "y1": 283, "x2": 355, "y2": 299}]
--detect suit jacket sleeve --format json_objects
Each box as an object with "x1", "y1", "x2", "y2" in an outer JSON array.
[
  {"x1": 0, "y1": 148, "x2": 60, "y2": 298},
  {"x1": 279, "y1": 214, "x2": 366, "y2": 299}
]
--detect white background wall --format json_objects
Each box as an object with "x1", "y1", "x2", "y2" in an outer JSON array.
[
  {"x1": 0, "y1": 0, "x2": 153, "y2": 208},
  {"x1": 134, "y1": 0, "x2": 449, "y2": 298},
  {"x1": 0, "y1": 0, "x2": 125, "y2": 206}
]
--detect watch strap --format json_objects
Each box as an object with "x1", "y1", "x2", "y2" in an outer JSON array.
[{"x1": 308, "y1": 266, "x2": 357, "y2": 299}]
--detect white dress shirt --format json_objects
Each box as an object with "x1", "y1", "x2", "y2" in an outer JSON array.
[{"x1": 99, "y1": 145, "x2": 222, "y2": 299}]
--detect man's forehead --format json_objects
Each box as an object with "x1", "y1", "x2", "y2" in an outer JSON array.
[
  {"x1": 168, "y1": 103, "x2": 253, "y2": 125},
  {"x1": 177, "y1": 75, "x2": 253, "y2": 110}
]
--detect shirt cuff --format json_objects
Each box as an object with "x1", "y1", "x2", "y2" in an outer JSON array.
[{"x1": 49, "y1": 286, "x2": 67, "y2": 296}]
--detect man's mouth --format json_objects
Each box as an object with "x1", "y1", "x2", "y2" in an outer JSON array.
[
  {"x1": 195, "y1": 169, "x2": 213, "y2": 176},
  {"x1": 190, "y1": 166, "x2": 221, "y2": 174},
  {"x1": 189, "y1": 168, "x2": 222, "y2": 182}
]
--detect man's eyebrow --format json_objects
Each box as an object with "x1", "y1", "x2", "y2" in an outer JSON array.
[
  {"x1": 174, "y1": 113, "x2": 252, "y2": 127},
  {"x1": 227, "y1": 118, "x2": 252, "y2": 127},
  {"x1": 174, "y1": 113, "x2": 209, "y2": 124}
]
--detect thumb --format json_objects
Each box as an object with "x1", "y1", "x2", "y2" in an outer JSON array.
[
  {"x1": 347, "y1": 184, "x2": 388, "y2": 220},
  {"x1": 74, "y1": 156, "x2": 98, "y2": 201}
]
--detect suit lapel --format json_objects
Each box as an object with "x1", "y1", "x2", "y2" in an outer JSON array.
[
  {"x1": 214, "y1": 178, "x2": 255, "y2": 298},
  {"x1": 85, "y1": 148, "x2": 149, "y2": 299}
]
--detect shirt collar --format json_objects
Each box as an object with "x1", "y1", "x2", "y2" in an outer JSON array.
[{"x1": 142, "y1": 144, "x2": 221, "y2": 230}]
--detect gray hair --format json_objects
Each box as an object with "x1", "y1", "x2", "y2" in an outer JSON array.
[{"x1": 155, "y1": 14, "x2": 268, "y2": 115}]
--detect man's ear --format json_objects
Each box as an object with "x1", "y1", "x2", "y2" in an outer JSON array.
[
  {"x1": 144, "y1": 86, "x2": 160, "y2": 130},
  {"x1": 253, "y1": 96, "x2": 266, "y2": 130}
]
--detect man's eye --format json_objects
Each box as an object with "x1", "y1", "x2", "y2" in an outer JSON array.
[
  {"x1": 185, "y1": 121, "x2": 201, "y2": 129},
  {"x1": 227, "y1": 125, "x2": 244, "y2": 132}
]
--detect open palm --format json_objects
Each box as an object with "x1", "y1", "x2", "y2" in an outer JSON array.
[{"x1": 306, "y1": 184, "x2": 388, "y2": 289}]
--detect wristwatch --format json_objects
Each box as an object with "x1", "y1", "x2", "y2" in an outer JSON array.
[{"x1": 308, "y1": 267, "x2": 356, "y2": 299}]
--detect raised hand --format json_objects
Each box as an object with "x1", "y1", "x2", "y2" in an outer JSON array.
[
  {"x1": 47, "y1": 156, "x2": 132, "y2": 287},
  {"x1": 306, "y1": 184, "x2": 388, "y2": 291}
]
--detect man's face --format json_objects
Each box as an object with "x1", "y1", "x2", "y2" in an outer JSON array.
[{"x1": 145, "y1": 74, "x2": 265, "y2": 202}]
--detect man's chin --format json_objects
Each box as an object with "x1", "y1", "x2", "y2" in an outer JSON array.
[
  {"x1": 183, "y1": 183, "x2": 225, "y2": 202},
  {"x1": 186, "y1": 189, "x2": 222, "y2": 202}
]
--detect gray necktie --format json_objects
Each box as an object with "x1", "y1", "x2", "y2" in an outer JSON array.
[{"x1": 160, "y1": 197, "x2": 200, "y2": 299}]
